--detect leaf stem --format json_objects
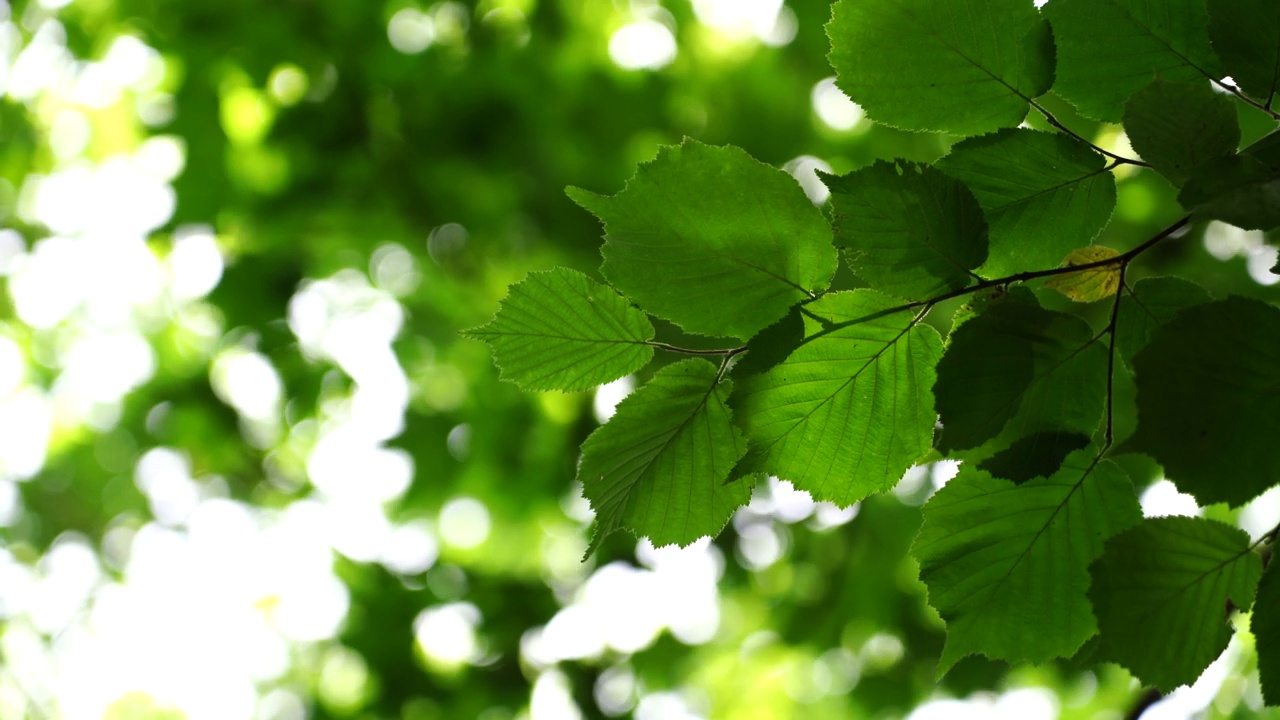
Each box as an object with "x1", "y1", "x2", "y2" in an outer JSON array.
[
  {"x1": 646, "y1": 341, "x2": 746, "y2": 356},
  {"x1": 1029, "y1": 99, "x2": 1150, "y2": 167},
  {"x1": 1213, "y1": 78, "x2": 1280, "y2": 120}
]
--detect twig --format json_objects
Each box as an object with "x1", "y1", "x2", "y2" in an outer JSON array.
[{"x1": 1030, "y1": 99, "x2": 1151, "y2": 167}]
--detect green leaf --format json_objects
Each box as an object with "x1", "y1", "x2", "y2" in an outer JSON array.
[
  {"x1": 823, "y1": 161, "x2": 988, "y2": 301},
  {"x1": 826, "y1": 0, "x2": 1054, "y2": 135},
  {"x1": 934, "y1": 289, "x2": 1108, "y2": 455},
  {"x1": 1090, "y1": 516, "x2": 1262, "y2": 692},
  {"x1": 1045, "y1": 0, "x2": 1223, "y2": 121},
  {"x1": 978, "y1": 431, "x2": 1091, "y2": 484},
  {"x1": 1114, "y1": 276, "x2": 1212, "y2": 371},
  {"x1": 915, "y1": 451, "x2": 1141, "y2": 673},
  {"x1": 934, "y1": 129, "x2": 1116, "y2": 278},
  {"x1": 567, "y1": 139, "x2": 837, "y2": 341},
  {"x1": 730, "y1": 290, "x2": 942, "y2": 506},
  {"x1": 1123, "y1": 79, "x2": 1239, "y2": 187},
  {"x1": 579, "y1": 359, "x2": 751, "y2": 553},
  {"x1": 465, "y1": 268, "x2": 655, "y2": 391},
  {"x1": 1208, "y1": 0, "x2": 1280, "y2": 102},
  {"x1": 1179, "y1": 154, "x2": 1280, "y2": 231},
  {"x1": 1252, "y1": 561, "x2": 1280, "y2": 705},
  {"x1": 1125, "y1": 297, "x2": 1280, "y2": 506}
]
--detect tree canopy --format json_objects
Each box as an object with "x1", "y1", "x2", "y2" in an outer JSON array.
[{"x1": 2, "y1": 0, "x2": 1280, "y2": 718}]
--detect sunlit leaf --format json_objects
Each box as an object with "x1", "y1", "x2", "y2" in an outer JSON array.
[
  {"x1": 465, "y1": 268, "x2": 654, "y2": 391},
  {"x1": 579, "y1": 359, "x2": 751, "y2": 553},
  {"x1": 935, "y1": 129, "x2": 1116, "y2": 278},
  {"x1": 1090, "y1": 516, "x2": 1262, "y2": 692},
  {"x1": 1045, "y1": 0, "x2": 1222, "y2": 121},
  {"x1": 822, "y1": 161, "x2": 987, "y2": 301},
  {"x1": 1123, "y1": 79, "x2": 1239, "y2": 187},
  {"x1": 1045, "y1": 246, "x2": 1122, "y2": 303},
  {"x1": 1125, "y1": 297, "x2": 1280, "y2": 506},
  {"x1": 915, "y1": 451, "x2": 1141, "y2": 673},
  {"x1": 826, "y1": 0, "x2": 1054, "y2": 134},
  {"x1": 568, "y1": 139, "x2": 837, "y2": 341},
  {"x1": 730, "y1": 290, "x2": 942, "y2": 505}
]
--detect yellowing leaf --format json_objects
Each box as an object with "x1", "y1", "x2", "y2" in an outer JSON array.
[{"x1": 1045, "y1": 246, "x2": 1122, "y2": 302}]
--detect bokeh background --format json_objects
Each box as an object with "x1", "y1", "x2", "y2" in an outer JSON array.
[{"x1": 0, "y1": 0, "x2": 1279, "y2": 718}]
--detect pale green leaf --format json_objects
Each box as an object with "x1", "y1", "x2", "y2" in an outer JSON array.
[
  {"x1": 934, "y1": 289, "x2": 1107, "y2": 456},
  {"x1": 935, "y1": 129, "x2": 1116, "y2": 278},
  {"x1": 1045, "y1": 0, "x2": 1223, "y2": 121},
  {"x1": 730, "y1": 290, "x2": 942, "y2": 506},
  {"x1": 1123, "y1": 79, "x2": 1239, "y2": 187},
  {"x1": 1209, "y1": 0, "x2": 1280, "y2": 102},
  {"x1": 1125, "y1": 297, "x2": 1280, "y2": 506},
  {"x1": 823, "y1": 161, "x2": 988, "y2": 301},
  {"x1": 579, "y1": 359, "x2": 751, "y2": 553},
  {"x1": 568, "y1": 139, "x2": 837, "y2": 341},
  {"x1": 826, "y1": 0, "x2": 1054, "y2": 134},
  {"x1": 465, "y1": 268, "x2": 654, "y2": 391},
  {"x1": 1090, "y1": 516, "x2": 1262, "y2": 692},
  {"x1": 1044, "y1": 246, "x2": 1122, "y2": 303},
  {"x1": 915, "y1": 451, "x2": 1141, "y2": 673}
]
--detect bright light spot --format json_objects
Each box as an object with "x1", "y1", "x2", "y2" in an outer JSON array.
[
  {"x1": 135, "y1": 135, "x2": 187, "y2": 183},
  {"x1": 168, "y1": 227, "x2": 224, "y2": 299},
  {"x1": 1141, "y1": 479, "x2": 1202, "y2": 518},
  {"x1": 931, "y1": 460, "x2": 961, "y2": 488},
  {"x1": 58, "y1": 330, "x2": 156, "y2": 405},
  {"x1": 308, "y1": 427, "x2": 413, "y2": 504},
  {"x1": 608, "y1": 21, "x2": 677, "y2": 71},
  {"x1": 49, "y1": 109, "x2": 90, "y2": 160},
  {"x1": 811, "y1": 501, "x2": 858, "y2": 529},
  {"x1": 414, "y1": 602, "x2": 481, "y2": 666},
  {"x1": 210, "y1": 348, "x2": 281, "y2": 421},
  {"x1": 811, "y1": 77, "x2": 864, "y2": 131},
  {"x1": 388, "y1": 8, "x2": 436, "y2": 54},
  {"x1": 593, "y1": 375, "x2": 634, "y2": 423},
  {"x1": 1247, "y1": 244, "x2": 1279, "y2": 285},
  {"x1": 635, "y1": 691, "x2": 705, "y2": 720},
  {"x1": 0, "y1": 230, "x2": 25, "y2": 275},
  {"x1": 538, "y1": 604, "x2": 607, "y2": 661},
  {"x1": 317, "y1": 646, "x2": 371, "y2": 713},
  {"x1": 760, "y1": 6, "x2": 798, "y2": 46},
  {"x1": 736, "y1": 521, "x2": 783, "y2": 570},
  {"x1": 370, "y1": 243, "x2": 420, "y2": 296},
  {"x1": 31, "y1": 534, "x2": 101, "y2": 632},
  {"x1": 893, "y1": 464, "x2": 932, "y2": 503},
  {"x1": 594, "y1": 664, "x2": 637, "y2": 717},
  {"x1": 768, "y1": 478, "x2": 815, "y2": 523},
  {"x1": 268, "y1": 64, "x2": 309, "y2": 106},
  {"x1": 1204, "y1": 221, "x2": 1262, "y2": 260},
  {"x1": 0, "y1": 335, "x2": 24, "y2": 400},
  {"x1": 446, "y1": 423, "x2": 471, "y2": 461},
  {"x1": 783, "y1": 155, "x2": 833, "y2": 204},
  {"x1": 439, "y1": 496, "x2": 491, "y2": 549},
  {"x1": 427, "y1": 222, "x2": 468, "y2": 265},
  {"x1": 380, "y1": 521, "x2": 439, "y2": 575},
  {"x1": 1140, "y1": 638, "x2": 1240, "y2": 719},
  {"x1": 1239, "y1": 486, "x2": 1280, "y2": 541},
  {"x1": 135, "y1": 448, "x2": 201, "y2": 526},
  {"x1": 692, "y1": 0, "x2": 784, "y2": 42},
  {"x1": 101, "y1": 34, "x2": 164, "y2": 92},
  {"x1": 0, "y1": 389, "x2": 53, "y2": 479},
  {"x1": 861, "y1": 632, "x2": 904, "y2": 669},
  {"x1": 531, "y1": 669, "x2": 583, "y2": 720},
  {"x1": 0, "y1": 480, "x2": 19, "y2": 526}
]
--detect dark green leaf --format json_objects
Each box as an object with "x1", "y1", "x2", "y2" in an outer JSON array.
[
  {"x1": 1179, "y1": 154, "x2": 1280, "y2": 231},
  {"x1": 465, "y1": 268, "x2": 654, "y2": 391},
  {"x1": 1123, "y1": 79, "x2": 1239, "y2": 187},
  {"x1": 1114, "y1": 276, "x2": 1212, "y2": 371},
  {"x1": 978, "y1": 431, "x2": 1091, "y2": 484},
  {"x1": 1090, "y1": 517, "x2": 1262, "y2": 692},
  {"x1": 1208, "y1": 0, "x2": 1280, "y2": 102},
  {"x1": 1045, "y1": 0, "x2": 1223, "y2": 121},
  {"x1": 823, "y1": 161, "x2": 988, "y2": 301},
  {"x1": 826, "y1": 0, "x2": 1054, "y2": 135},
  {"x1": 935, "y1": 129, "x2": 1116, "y2": 277},
  {"x1": 731, "y1": 290, "x2": 942, "y2": 506},
  {"x1": 915, "y1": 451, "x2": 1141, "y2": 672},
  {"x1": 1125, "y1": 297, "x2": 1280, "y2": 506},
  {"x1": 567, "y1": 139, "x2": 837, "y2": 341},
  {"x1": 1252, "y1": 560, "x2": 1280, "y2": 705},
  {"x1": 579, "y1": 359, "x2": 752, "y2": 553},
  {"x1": 934, "y1": 289, "x2": 1107, "y2": 455}
]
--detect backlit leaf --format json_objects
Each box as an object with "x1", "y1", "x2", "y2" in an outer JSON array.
[
  {"x1": 1123, "y1": 79, "x2": 1239, "y2": 187},
  {"x1": 1113, "y1": 276, "x2": 1212, "y2": 370},
  {"x1": 1125, "y1": 297, "x2": 1280, "y2": 506},
  {"x1": 915, "y1": 452, "x2": 1141, "y2": 673},
  {"x1": 826, "y1": 0, "x2": 1054, "y2": 134},
  {"x1": 1252, "y1": 561, "x2": 1280, "y2": 705},
  {"x1": 823, "y1": 161, "x2": 987, "y2": 301},
  {"x1": 579, "y1": 359, "x2": 752, "y2": 553},
  {"x1": 465, "y1": 268, "x2": 655, "y2": 391},
  {"x1": 1090, "y1": 517, "x2": 1262, "y2": 692},
  {"x1": 935, "y1": 129, "x2": 1116, "y2": 278},
  {"x1": 731, "y1": 290, "x2": 942, "y2": 506},
  {"x1": 1208, "y1": 0, "x2": 1280, "y2": 102},
  {"x1": 568, "y1": 139, "x2": 837, "y2": 341},
  {"x1": 1044, "y1": 246, "x2": 1122, "y2": 303},
  {"x1": 1045, "y1": 0, "x2": 1222, "y2": 121}
]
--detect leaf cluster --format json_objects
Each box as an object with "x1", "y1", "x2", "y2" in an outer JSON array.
[{"x1": 470, "y1": 0, "x2": 1280, "y2": 698}]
